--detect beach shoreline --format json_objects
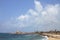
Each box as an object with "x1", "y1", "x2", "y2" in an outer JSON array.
[
  {"x1": 41, "y1": 33, "x2": 60, "y2": 40},
  {"x1": 48, "y1": 37, "x2": 60, "y2": 40},
  {"x1": 10, "y1": 31, "x2": 60, "y2": 40}
]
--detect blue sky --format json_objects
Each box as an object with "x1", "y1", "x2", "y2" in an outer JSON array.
[{"x1": 0, "y1": 0, "x2": 60, "y2": 33}]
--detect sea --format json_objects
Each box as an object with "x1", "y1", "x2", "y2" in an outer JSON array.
[{"x1": 0, "y1": 33, "x2": 48, "y2": 40}]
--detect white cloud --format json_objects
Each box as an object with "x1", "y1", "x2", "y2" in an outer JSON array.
[
  {"x1": 1, "y1": 0, "x2": 60, "y2": 32},
  {"x1": 46, "y1": 4, "x2": 59, "y2": 15},
  {"x1": 17, "y1": 0, "x2": 60, "y2": 30},
  {"x1": 18, "y1": 15, "x2": 26, "y2": 20},
  {"x1": 34, "y1": 0, "x2": 43, "y2": 12},
  {"x1": 41, "y1": 11, "x2": 47, "y2": 16},
  {"x1": 27, "y1": 9, "x2": 38, "y2": 16},
  {"x1": 17, "y1": 15, "x2": 29, "y2": 21}
]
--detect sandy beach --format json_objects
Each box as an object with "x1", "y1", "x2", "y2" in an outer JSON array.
[
  {"x1": 42, "y1": 33, "x2": 60, "y2": 40},
  {"x1": 48, "y1": 37, "x2": 60, "y2": 40}
]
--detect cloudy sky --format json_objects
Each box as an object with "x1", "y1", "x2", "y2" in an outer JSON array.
[{"x1": 0, "y1": 0, "x2": 60, "y2": 33}]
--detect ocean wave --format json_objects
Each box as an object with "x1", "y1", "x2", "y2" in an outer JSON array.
[
  {"x1": 0, "y1": 33, "x2": 48, "y2": 40},
  {"x1": 42, "y1": 36, "x2": 48, "y2": 40}
]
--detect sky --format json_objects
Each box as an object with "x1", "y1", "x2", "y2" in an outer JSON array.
[{"x1": 0, "y1": 0, "x2": 60, "y2": 33}]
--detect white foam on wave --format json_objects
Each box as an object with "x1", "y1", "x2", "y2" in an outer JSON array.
[
  {"x1": 42, "y1": 36, "x2": 48, "y2": 40},
  {"x1": 31, "y1": 34, "x2": 48, "y2": 40}
]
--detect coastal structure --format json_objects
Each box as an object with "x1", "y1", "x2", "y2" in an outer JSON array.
[{"x1": 15, "y1": 31, "x2": 23, "y2": 34}]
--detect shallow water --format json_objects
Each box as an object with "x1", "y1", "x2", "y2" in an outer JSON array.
[{"x1": 0, "y1": 33, "x2": 48, "y2": 40}]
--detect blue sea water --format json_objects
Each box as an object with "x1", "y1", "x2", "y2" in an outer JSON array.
[{"x1": 0, "y1": 33, "x2": 48, "y2": 40}]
